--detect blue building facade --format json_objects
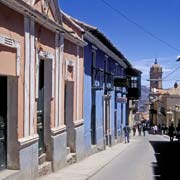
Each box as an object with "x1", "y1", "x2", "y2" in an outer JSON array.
[
  {"x1": 70, "y1": 18, "x2": 142, "y2": 156},
  {"x1": 80, "y1": 24, "x2": 130, "y2": 155},
  {"x1": 84, "y1": 41, "x2": 105, "y2": 154}
]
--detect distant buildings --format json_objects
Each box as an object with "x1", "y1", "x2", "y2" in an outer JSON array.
[
  {"x1": 149, "y1": 59, "x2": 180, "y2": 127},
  {"x1": 0, "y1": 0, "x2": 141, "y2": 179}
]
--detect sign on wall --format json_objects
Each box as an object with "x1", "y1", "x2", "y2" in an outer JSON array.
[{"x1": 116, "y1": 97, "x2": 127, "y2": 103}]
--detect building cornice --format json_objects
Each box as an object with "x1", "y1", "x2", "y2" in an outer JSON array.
[
  {"x1": 64, "y1": 32, "x2": 87, "y2": 47},
  {"x1": 1, "y1": 0, "x2": 86, "y2": 47}
]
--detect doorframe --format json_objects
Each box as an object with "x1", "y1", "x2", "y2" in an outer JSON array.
[
  {"x1": 36, "y1": 50, "x2": 55, "y2": 99},
  {"x1": 103, "y1": 94, "x2": 111, "y2": 145},
  {"x1": 36, "y1": 50, "x2": 54, "y2": 159}
]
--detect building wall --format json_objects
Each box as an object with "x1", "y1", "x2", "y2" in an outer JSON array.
[
  {"x1": 63, "y1": 37, "x2": 85, "y2": 160},
  {"x1": 83, "y1": 41, "x2": 105, "y2": 154},
  {"x1": 0, "y1": 1, "x2": 85, "y2": 179},
  {"x1": 83, "y1": 39, "x2": 128, "y2": 153},
  {"x1": 0, "y1": 3, "x2": 25, "y2": 139}
]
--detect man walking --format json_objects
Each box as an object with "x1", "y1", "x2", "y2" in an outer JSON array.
[
  {"x1": 168, "y1": 123, "x2": 175, "y2": 142},
  {"x1": 123, "y1": 123, "x2": 131, "y2": 143}
]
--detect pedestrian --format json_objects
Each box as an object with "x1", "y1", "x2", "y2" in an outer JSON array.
[
  {"x1": 158, "y1": 124, "x2": 161, "y2": 134},
  {"x1": 154, "y1": 124, "x2": 158, "y2": 134},
  {"x1": 168, "y1": 123, "x2": 175, "y2": 142},
  {"x1": 161, "y1": 124, "x2": 166, "y2": 135},
  {"x1": 142, "y1": 124, "x2": 146, "y2": 136},
  {"x1": 123, "y1": 123, "x2": 131, "y2": 143},
  {"x1": 132, "y1": 125, "x2": 136, "y2": 136},
  {"x1": 137, "y1": 123, "x2": 142, "y2": 136},
  {"x1": 176, "y1": 122, "x2": 180, "y2": 142}
]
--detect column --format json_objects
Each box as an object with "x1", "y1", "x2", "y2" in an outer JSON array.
[
  {"x1": 58, "y1": 33, "x2": 64, "y2": 126},
  {"x1": 76, "y1": 45, "x2": 80, "y2": 121},
  {"x1": 24, "y1": 16, "x2": 30, "y2": 137},
  {"x1": 55, "y1": 32, "x2": 59, "y2": 128},
  {"x1": 29, "y1": 19, "x2": 35, "y2": 135}
]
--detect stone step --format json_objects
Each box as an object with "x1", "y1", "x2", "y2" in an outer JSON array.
[
  {"x1": 39, "y1": 153, "x2": 46, "y2": 165},
  {"x1": 66, "y1": 153, "x2": 77, "y2": 165},
  {"x1": 38, "y1": 161, "x2": 52, "y2": 178},
  {"x1": 91, "y1": 145, "x2": 98, "y2": 154},
  {"x1": 66, "y1": 146, "x2": 71, "y2": 155}
]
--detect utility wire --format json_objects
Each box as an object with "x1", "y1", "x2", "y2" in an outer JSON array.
[
  {"x1": 146, "y1": 64, "x2": 180, "y2": 81},
  {"x1": 162, "y1": 64, "x2": 180, "y2": 80},
  {"x1": 100, "y1": 0, "x2": 180, "y2": 53},
  {"x1": 101, "y1": 0, "x2": 180, "y2": 82}
]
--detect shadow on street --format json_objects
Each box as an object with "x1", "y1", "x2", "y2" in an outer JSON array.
[{"x1": 149, "y1": 139, "x2": 180, "y2": 180}]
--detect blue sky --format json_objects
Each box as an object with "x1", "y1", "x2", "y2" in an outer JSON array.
[{"x1": 59, "y1": 0, "x2": 180, "y2": 89}]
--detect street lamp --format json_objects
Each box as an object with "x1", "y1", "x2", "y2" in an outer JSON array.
[{"x1": 176, "y1": 55, "x2": 180, "y2": 62}]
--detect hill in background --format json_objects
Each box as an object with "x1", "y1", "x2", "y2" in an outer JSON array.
[{"x1": 138, "y1": 85, "x2": 149, "y2": 112}]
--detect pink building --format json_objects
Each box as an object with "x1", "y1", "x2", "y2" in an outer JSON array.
[{"x1": 0, "y1": 0, "x2": 85, "y2": 179}]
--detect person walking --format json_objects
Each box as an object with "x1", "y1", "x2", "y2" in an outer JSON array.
[
  {"x1": 132, "y1": 125, "x2": 136, "y2": 136},
  {"x1": 161, "y1": 124, "x2": 166, "y2": 135},
  {"x1": 142, "y1": 124, "x2": 146, "y2": 136},
  {"x1": 123, "y1": 124, "x2": 131, "y2": 143},
  {"x1": 137, "y1": 123, "x2": 142, "y2": 136},
  {"x1": 154, "y1": 124, "x2": 158, "y2": 134},
  {"x1": 176, "y1": 122, "x2": 180, "y2": 142},
  {"x1": 168, "y1": 123, "x2": 175, "y2": 142}
]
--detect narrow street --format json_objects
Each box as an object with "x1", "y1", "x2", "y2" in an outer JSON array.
[{"x1": 89, "y1": 133, "x2": 180, "y2": 180}]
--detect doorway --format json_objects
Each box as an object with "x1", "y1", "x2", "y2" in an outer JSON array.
[
  {"x1": 0, "y1": 76, "x2": 7, "y2": 170},
  {"x1": 114, "y1": 110, "x2": 117, "y2": 139},
  {"x1": 64, "y1": 81, "x2": 75, "y2": 152},
  {"x1": 91, "y1": 90, "x2": 96, "y2": 145},
  {"x1": 37, "y1": 60, "x2": 45, "y2": 155}
]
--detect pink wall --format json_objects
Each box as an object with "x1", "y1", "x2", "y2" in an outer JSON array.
[
  {"x1": 0, "y1": 4, "x2": 25, "y2": 139},
  {"x1": 35, "y1": 23, "x2": 56, "y2": 129}
]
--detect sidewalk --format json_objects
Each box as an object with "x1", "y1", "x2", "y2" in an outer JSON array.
[{"x1": 38, "y1": 140, "x2": 132, "y2": 180}]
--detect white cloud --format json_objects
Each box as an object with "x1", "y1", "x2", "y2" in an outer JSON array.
[{"x1": 130, "y1": 55, "x2": 179, "y2": 88}]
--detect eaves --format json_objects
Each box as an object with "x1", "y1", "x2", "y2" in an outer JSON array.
[
  {"x1": 1, "y1": 0, "x2": 87, "y2": 47},
  {"x1": 84, "y1": 31, "x2": 127, "y2": 69}
]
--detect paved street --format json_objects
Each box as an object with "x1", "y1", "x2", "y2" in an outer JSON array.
[
  {"x1": 39, "y1": 133, "x2": 180, "y2": 180},
  {"x1": 90, "y1": 134, "x2": 156, "y2": 180},
  {"x1": 89, "y1": 133, "x2": 180, "y2": 180}
]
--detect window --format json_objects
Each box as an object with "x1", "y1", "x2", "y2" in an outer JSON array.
[
  {"x1": 92, "y1": 50, "x2": 104, "y2": 89},
  {"x1": 131, "y1": 76, "x2": 137, "y2": 88},
  {"x1": 105, "y1": 72, "x2": 114, "y2": 90},
  {"x1": 92, "y1": 68, "x2": 104, "y2": 89}
]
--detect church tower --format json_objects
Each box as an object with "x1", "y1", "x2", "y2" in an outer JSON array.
[{"x1": 150, "y1": 59, "x2": 163, "y2": 90}]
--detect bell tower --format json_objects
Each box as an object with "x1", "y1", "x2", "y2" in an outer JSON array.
[{"x1": 150, "y1": 59, "x2": 163, "y2": 90}]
